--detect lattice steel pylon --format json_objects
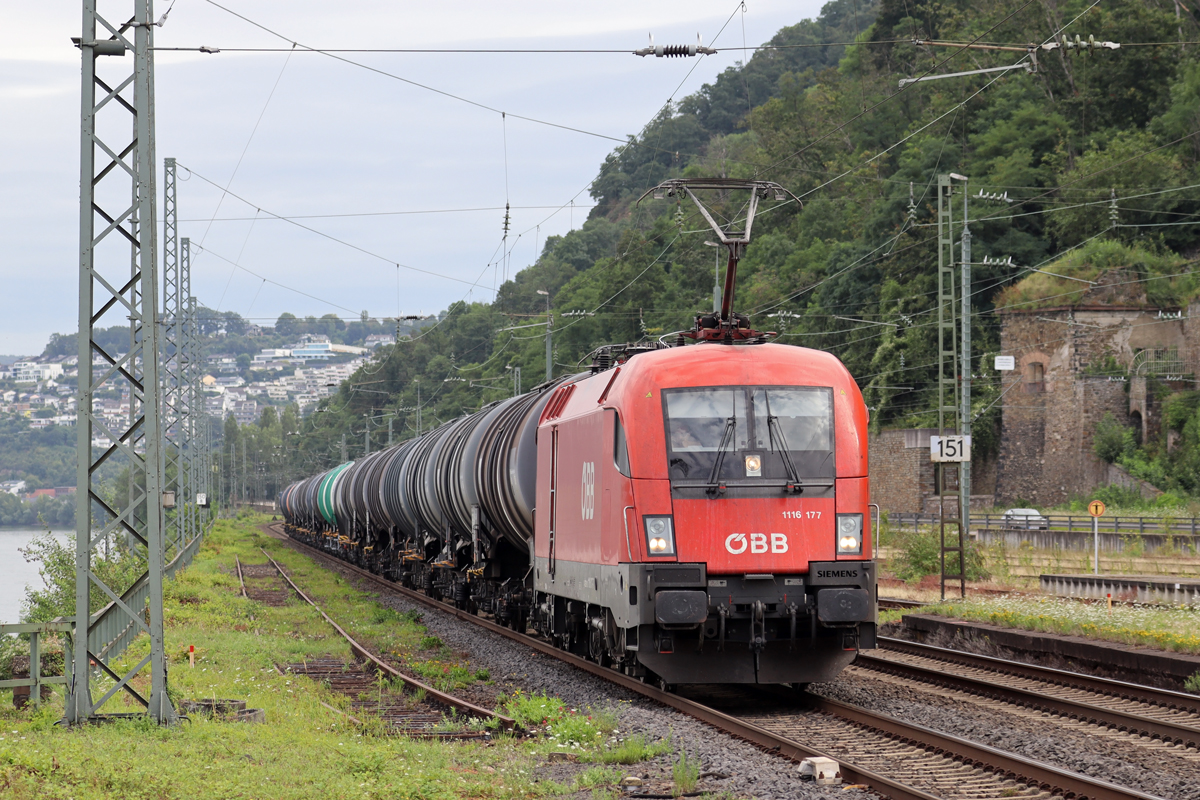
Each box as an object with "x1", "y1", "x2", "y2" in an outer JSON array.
[
  {"x1": 183, "y1": 291, "x2": 200, "y2": 546},
  {"x1": 163, "y1": 156, "x2": 184, "y2": 556},
  {"x1": 69, "y1": 0, "x2": 174, "y2": 724},
  {"x1": 936, "y1": 174, "x2": 965, "y2": 601}
]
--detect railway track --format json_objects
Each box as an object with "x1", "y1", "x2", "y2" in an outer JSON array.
[
  {"x1": 860, "y1": 638, "x2": 1200, "y2": 749},
  {"x1": 264, "y1": 524, "x2": 1169, "y2": 800},
  {"x1": 248, "y1": 548, "x2": 514, "y2": 737}
]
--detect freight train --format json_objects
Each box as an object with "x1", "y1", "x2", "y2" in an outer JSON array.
[
  {"x1": 279, "y1": 179, "x2": 876, "y2": 687},
  {"x1": 279, "y1": 339, "x2": 876, "y2": 686}
]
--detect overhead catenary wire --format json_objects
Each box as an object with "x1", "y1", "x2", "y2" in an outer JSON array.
[
  {"x1": 180, "y1": 164, "x2": 497, "y2": 290},
  {"x1": 202, "y1": 0, "x2": 682, "y2": 148},
  {"x1": 154, "y1": 39, "x2": 1200, "y2": 55},
  {"x1": 180, "y1": 205, "x2": 596, "y2": 222},
  {"x1": 500, "y1": 1, "x2": 749, "y2": 247},
  {"x1": 193, "y1": 242, "x2": 361, "y2": 315},
  {"x1": 198, "y1": 42, "x2": 297, "y2": 255}
]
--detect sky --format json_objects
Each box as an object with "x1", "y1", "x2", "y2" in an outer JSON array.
[{"x1": 0, "y1": 1, "x2": 824, "y2": 356}]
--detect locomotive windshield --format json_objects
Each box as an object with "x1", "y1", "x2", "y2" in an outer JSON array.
[{"x1": 664, "y1": 386, "x2": 834, "y2": 486}]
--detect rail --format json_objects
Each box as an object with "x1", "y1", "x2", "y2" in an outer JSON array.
[
  {"x1": 270, "y1": 524, "x2": 1162, "y2": 800},
  {"x1": 259, "y1": 548, "x2": 514, "y2": 730},
  {"x1": 879, "y1": 637, "x2": 1200, "y2": 715},
  {"x1": 0, "y1": 622, "x2": 74, "y2": 708},
  {"x1": 861, "y1": 643, "x2": 1200, "y2": 747}
]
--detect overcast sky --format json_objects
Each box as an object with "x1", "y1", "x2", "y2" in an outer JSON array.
[{"x1": 0, "y1": 1, "x2": 823, "y2": 355}]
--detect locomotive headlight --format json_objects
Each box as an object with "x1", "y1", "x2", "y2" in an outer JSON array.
[
  {"x1": 744, "y1": 454, "x2": 762, "y2": 477},
  {"x1": 836, "y1": 513, "x2": 863, "y2": 555},
  {"x1": 644, "y1": 515, "x2": 676, "y2": 557}
]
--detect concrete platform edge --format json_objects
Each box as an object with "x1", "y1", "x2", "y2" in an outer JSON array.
[{"x1": 900, "y1": 613, "x2": 1200, "y2": 685}]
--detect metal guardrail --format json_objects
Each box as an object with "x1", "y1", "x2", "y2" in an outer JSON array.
[
  {"x1": 0, "y1": 622, "x2": 73, "y2": 708},
  {"x1": 888, "y1": 512, "x2": 1200, "y2": 536},
  {"x1": 87, "y1": 528, "x2": 207, "y2": 663}
]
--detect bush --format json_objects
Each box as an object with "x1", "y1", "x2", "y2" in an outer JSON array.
[
  {"x1": 890, "y1": 525, "x2": 989, "y2": 583},
  {"x1": 20, "y1": 530, "x2": 146, "y2": 623},
  {"x1": 1093, "y1": 412, "x2": 1136, "y2": 463},
  {"x1": 1089, "y1": 483, "x2": 1148, "y2": 509}
]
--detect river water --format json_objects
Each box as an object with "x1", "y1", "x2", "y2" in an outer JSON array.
[{"x1": 0, "y1": 528, "x2": 72, "y2": 624}]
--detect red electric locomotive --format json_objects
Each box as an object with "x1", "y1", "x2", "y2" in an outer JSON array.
[
  {"x1": 530, "y1": 340, "x2": 874, "y2": 685},
  {"x1": 281, "y1": 179, "x2": 876, "y2": 686}
]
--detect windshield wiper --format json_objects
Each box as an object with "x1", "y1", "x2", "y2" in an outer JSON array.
[
  {"x1": 705, "y1": 416, "x2": 736, "y2": 496},
  {"x1": 764, "y1": 393, "x2": 803, "y2": 493}
]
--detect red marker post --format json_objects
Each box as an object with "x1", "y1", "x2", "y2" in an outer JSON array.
[
  {"x1": 1088, "y1": 500, "x2": 1106, "y2": 575},
  {"x1": 189, "y1": 644, "x2": 195, "y2": 668}
]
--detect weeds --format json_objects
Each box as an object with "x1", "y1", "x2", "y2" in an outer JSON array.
[
  {"x1": 593, "y1": 734, "x2": 671, "y2": 764},
  {"x1": 673, "y1": 749, "x2": 700, "y2": 795},
  {"x1": 500, "y1": 691, "x2": 616, "y2": 750},
  {"x1": 575, "y1": 765, "x2": 620, "y2": 788},
  {"x1": 1186, "y1": 672, "x2": 1200, "y2": 693}
]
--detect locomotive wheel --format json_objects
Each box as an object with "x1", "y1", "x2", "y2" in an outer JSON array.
[{"x1": 589, "y1": 629, "x2": 609, "y2": 667}]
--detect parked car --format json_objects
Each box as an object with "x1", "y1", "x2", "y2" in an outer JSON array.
[{"x1": 1002, "y1": 508, "x2": 1049, "y2": 530}]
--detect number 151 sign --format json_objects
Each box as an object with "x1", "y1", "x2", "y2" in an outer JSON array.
[{"x1": 930, "y1": 435, "x2": 971, "y2": 462}]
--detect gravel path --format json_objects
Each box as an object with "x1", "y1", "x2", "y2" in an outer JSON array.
[
  {"x1": 812, "y1": 669, "x2": 1200, "y2": 800},
  {"x1": 298, "y1": 549, "x2": 864, "y2": 800}
]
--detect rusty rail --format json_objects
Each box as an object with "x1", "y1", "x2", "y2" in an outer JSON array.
[
  {"x1": 259, "y1": 548, "x2": 514, "y2": 730},
  {"x1": 235, "y1": 555, "x2": 247, "y2": 598}
]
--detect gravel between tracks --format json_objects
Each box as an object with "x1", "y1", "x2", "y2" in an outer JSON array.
[
  {"x1": 813, "y1": 670, "x2": 1200, "y2": 800},
  {"x1": 296, "y1": 548, "x2": 864, "y2": 800}
]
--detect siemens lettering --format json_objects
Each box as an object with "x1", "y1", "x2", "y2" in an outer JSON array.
[{"x1": 816, "y1": 569, "x2": 859, "y2": 578}]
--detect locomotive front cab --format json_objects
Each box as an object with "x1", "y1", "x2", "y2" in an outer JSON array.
[{"x1": 614, "y1": 344, "x2": 875, "y2": 685}]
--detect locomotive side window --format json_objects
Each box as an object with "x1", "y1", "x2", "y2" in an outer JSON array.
[{"x1": 612, "y1": 409, "x2": 630, "y2": 476}]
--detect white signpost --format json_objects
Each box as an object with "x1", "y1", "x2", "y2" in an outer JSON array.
[
  {"x1": 994, "y1": 355, "x2": 1015, "y2": 370},
  {"x1": 930, "y1": 435, "x2": 971, "y2": 463}
]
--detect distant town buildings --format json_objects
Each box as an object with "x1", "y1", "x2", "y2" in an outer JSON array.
[
  {"x1": 0, "y1": 330, "x2": 377, "y2": 433},
  {"x1": 12, "y1": 361, "x2": 64, "y2": 384}
]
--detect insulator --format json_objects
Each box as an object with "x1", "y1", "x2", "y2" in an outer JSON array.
[{"x1": 658, "y1": 44, "x2": 696, "y2": 58}]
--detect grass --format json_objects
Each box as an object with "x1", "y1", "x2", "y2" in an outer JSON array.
[
  {"x1": 0, "y1": 513, "x2": 664, "y2": 799},
  {"x1": 672, "y1": 750, "x2": 700, "y2": 795},
  {"x1": 592, "y1": 734, "x2": 672, "y2": 765},
  {"x1": 922, "y1": 594, "x2": 1200, "y2": 654}
]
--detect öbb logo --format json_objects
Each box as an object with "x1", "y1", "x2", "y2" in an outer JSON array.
[
  {"x1": 724, "y1": 533, "x2": 788, "y2": 554},
  {"x1": 580, "y1": 462, "x2": 595, "y2": 520}
]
